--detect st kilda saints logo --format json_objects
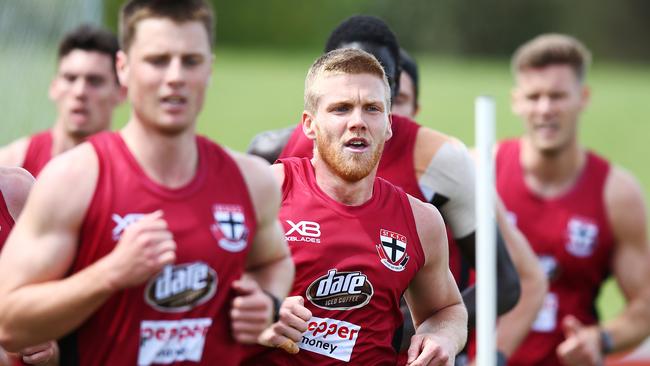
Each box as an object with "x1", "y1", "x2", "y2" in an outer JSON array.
[
  {"x1": 376, "y1": 229, "x2": 409, "y2": 272},
  {"x1": 145, "y1": 262, "x2": 217, "y2": 313},
  {"x1": 306, "y1": 269, "x2": 374, "y2": 310},
  {"x1": 211, "y1": 204, "x2": 248, "y2": 252}
]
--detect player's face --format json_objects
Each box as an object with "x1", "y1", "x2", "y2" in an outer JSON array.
[
  {"x1": 49, "y1": 50, "x2": 122, "y2": 139},
  {"x1": 307, "y1": 73, "x2": 392, "y2": 182},
  {"x1": 392, "y1": 72, "x2": 418, "y2": 118},
  {"x1": 118, "y1": 18, "x2": 212, "y2": 135},
  {"x1": 512, "y1": 64, "x2": 589, "y2": 155}
]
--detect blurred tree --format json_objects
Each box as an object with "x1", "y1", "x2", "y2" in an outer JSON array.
[{"x1": 102, "y1": 0, "x2": 650, "y2": 61}]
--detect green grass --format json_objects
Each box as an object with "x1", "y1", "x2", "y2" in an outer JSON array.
[{"x1": 9, "y1": 47, "x2": 650, "y2": 321}]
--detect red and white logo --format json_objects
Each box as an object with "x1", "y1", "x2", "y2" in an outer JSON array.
[
  {"x1": 565, "y1": 217, "x2": 599, "y2": 258},
  {"x1": 376, "y1": 229, "x2": 409, "y2": 272},
  {"x1": 211, "y1": 204, "x2": 248, "y2": 252}
]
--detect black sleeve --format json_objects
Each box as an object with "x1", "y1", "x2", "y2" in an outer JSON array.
[
  {"x1": 455, "y1": 226, "x2": 521, "y2": 328},
  {"x1": 246, "y1": 126, "x2": 297, "y2": 164}
]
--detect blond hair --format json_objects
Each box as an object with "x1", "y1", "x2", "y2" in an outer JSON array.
[
  {"x1": 304, "y1": 48, "x2": 390, "y2": 114},
  {"x1": 512, "y1": 33, "x2": 592, "y2": 81}
]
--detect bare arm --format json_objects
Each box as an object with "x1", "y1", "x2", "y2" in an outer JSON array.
[
  {"x1": 604, "y1": 167, "x2": 650, "y2": 350},
  {"x1": 0, "y1": 145, "x2": 175, "y2": 351},
  {"x1": 0, "y1": 138, "x2": 29, "y2": 167},
  {"x1": 415, "y1": 130, "x2": 520, "y2": 325},
  {"x1": 405, "y1": 196, "x2": 468, "y2": 365},
  {"x1": 233, "y1": 152, "x2": 294, "y2": 299},
  {"x1": 557, "y1": 167, "x2": 650, "y2": 366},
  {"x1": 494, "y1": 197, "x2": 547, "y2": 357},
  {"x1": 0, "y1": 146, "x2": 108, "y2": 350}
]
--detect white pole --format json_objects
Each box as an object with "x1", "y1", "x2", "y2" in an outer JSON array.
[{"x1": 475, "y1": 96, "x2": 496, "y2": 366}]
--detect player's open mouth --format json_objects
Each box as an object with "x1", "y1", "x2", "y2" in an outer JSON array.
[
  {"x1": 344, "y1": 138, "x2": 369, "y2": 152},
  {"x1": 161, "y1": 95, "x2": 187, "y2": 106}
]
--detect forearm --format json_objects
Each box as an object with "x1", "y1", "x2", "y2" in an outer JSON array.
[
  {"x1": 496, "y1": 269, "x2": 547, "y2": 356},
  {"x1": 416, "y1": 303, "x2": 468, "y2": 356},
  {"x1": 245, "y1": 254, "x2": 295, "y2": 299},
  {"x1": 603, "y1": 288, "x2": 650, "y2": 352},
  {"x1": 0, "y1": 260, "x2": 114, "y2": 351}
]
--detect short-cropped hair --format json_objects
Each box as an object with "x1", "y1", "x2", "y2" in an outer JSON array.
[
  {"x1": 304, "y1": 48, "x2": 391, "y2": 114},
  {"x1": 512, "y1": 33, "x2": 592, "y2": 81}
]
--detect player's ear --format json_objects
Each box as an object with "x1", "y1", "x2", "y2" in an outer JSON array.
[
  {"x1": 579, "y1": 84, "x2": 591, "y2": 111},
  {"x1": 116, "y1": 50, "x2": 129, "y2": 87},
  {"x1": 302, "y1": 111, "x2": 317, "y2": 141},
  {"x1": 385, "y1": 113, "x2": 393, "y2": 141},
  {"x1": 48, "y1": 76, "x2": 59, "y2": 101}
]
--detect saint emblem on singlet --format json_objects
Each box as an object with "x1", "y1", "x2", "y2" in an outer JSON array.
[
  {"x1": 211, "y1": 204, "x2": 248, "y2": 252},
  {"x1": 376, "y1": 229, "x2": 409, "y2": 272},
  {"x1": 565, "y1": 217, "x2": 599, "y2": 258}
]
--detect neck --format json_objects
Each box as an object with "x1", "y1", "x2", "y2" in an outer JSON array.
[
  {"x1": 520, "y1": 137, "x2": 586, "y2": 197},
  {"x1": 120, "y1": 117, "x2": 198, "y2": 189},
  {"x1": 51, "y1": 121, "x2": 86, "y2": 156},
  {"x1": 311, "y1": 157, "x2": 376, "y2": 206}
]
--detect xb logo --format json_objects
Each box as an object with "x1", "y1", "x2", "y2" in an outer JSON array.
[
  {"x1": 112, "y1": 213, "x2": 146, "y2": 241},
  {"x1": 285, "y1": 220, "x2": 321, "y2": 238}
]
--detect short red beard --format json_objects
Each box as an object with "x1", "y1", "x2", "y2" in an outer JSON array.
[{"x1": 315, "y1": 129, "x2": 385, "y2": 182}]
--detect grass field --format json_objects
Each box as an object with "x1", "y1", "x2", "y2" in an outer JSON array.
[{"x1": 4, "y1": 47, "x2": 650, "y2": 321}]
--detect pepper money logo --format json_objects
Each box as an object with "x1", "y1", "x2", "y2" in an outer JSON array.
[
  {"x1": 145, "y1": 262, "x2": 217, "y2": 313},
  {"x1": 306, "y1": 269, "x2": 373, "y2": 310}
]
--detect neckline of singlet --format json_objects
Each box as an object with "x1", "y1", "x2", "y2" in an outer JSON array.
[
  {"x1": 111, "y1": 132, "x2": 209, "y2": 200},
  {"x1": 299, "y1": 157, "x2": 385, "y2": 217},
  {"x1": 514, "y1": 139, "x2": 594, "y2": 203}
]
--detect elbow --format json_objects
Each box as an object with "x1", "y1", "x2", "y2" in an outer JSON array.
[{"x1": 530, "y1": 267, "x2": 549, "y2": 307}]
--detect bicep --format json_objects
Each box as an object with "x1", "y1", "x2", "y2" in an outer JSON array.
[
  {"x1": 607, "y1": 169, "x2": 650, "y2": 300},
  {"x1": 405, "y1": 198, "x2": 462, "y2": 325},
  {"x1": 0, "y1": 146, "x2": 97, "y2": 294}
]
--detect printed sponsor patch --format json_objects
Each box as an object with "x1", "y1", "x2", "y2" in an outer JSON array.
[
  {"x1": 306, "y1": 269, "x2": 373, "y2": 310},
  {"x1": 285, "y1": 220, "x2": 321, "y2": 244},
  {"x1": 138, "y1": 318, "x2": 212, "y2": 365},
  {"x1": 111, "y1": 213, "x2": 145, "y2": 241},
  {"x1": 144, "y1": 262, "x2": 217, "y2": 313},
  {"x1": 532, "y1": 292, "x2": 558, "y2": 332},
  {"x1": 300, "y1": 316, "x2": 361, "y2": 362}
]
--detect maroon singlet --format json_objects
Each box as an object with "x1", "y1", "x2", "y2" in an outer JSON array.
[{"x1": 22, "y1": 130, "x2": 53, "y2": 177}]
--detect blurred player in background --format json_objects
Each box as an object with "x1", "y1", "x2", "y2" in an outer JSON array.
[
  {"x1": 497, "y1": 33, "x2": 650, "y2": 366},
  {"x1": 0, "y1": 24, "x2": 124, "y2": 177}
]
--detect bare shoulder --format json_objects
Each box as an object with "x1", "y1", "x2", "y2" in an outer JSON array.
[
  {"x1": 0, "y1": 167, "x2": 35, "y2": 219},
  {"x1": 0, "y1": 137, "x2": 30, "y2": 166},
  {"x1": 414, "y1": 127, "x2": 451, "y2": 162},
  {"x1": 605, "y1": 166, "x2": 646, "y2": 214},
  {"x1": 407, "y1": 194, "x2": 447, "y2": 261},
  {"x1": 227, "y1": 150, "x2": 281, "y2": 222},
  {"x1": 414, "y1": 127, "x2": 472, "y2": 175},
  {"x1": 24, "y1": 142, "x2": 100, "y2": 228},
  {"x1": 604, "y1": 165, "x2": 647, "y2": 243}
]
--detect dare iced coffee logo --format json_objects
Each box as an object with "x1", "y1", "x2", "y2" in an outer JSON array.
[
  {"x1": 306, "y1": 269, "x2": 373, "y2": 310},
  {"x1": 145, "y1": 262, "x2": 217, "y2": 313}
]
